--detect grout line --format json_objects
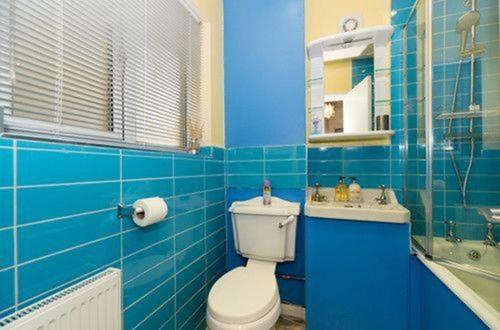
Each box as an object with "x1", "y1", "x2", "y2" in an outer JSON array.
[
  {"x1": 158, "y1": 314, "x2": 175, "y2": 330},
  {"x1": 123, "y1": 255, "x2": 174, "y2": 286},
  {"x1": 176, "y1": 285, "x2": 206, "y2": 318},
  {"x1": 17, "y1": 232, "x2": 121, "y2": 267},
  {"x1": 203, "y1": 156, "x2": 208, "y2": 302},
  {"x1": 178, "y1": 303, "x2": 206, "y2": 329},
  {"x1": 132, "y1": 296, "x2": 175, "y2": 330},
  {"x1": 172, "y1": 154, "x2": 177, "y2": 330},
  {"x1": 123, "y1": 237, "x2": 173, "y2": 261},
  {"x1": 123, "y1": 274, "x2": 175, "y2": 312},
  {"x1": 176, "y1": 253, "x2": 205, "y2": 276},
  {"x1": 194, "y1": 315, "x2": 206, "y2": 330},
  {"x1": 12, "y1": 140, "x2": 18, "y2": 310},
  {"x1": 176, "y1": 270, "x2": 205, "y2": 297},
  {"x1": 119, "y1": 149, "x2": 124, "y2": 316},
  {"x1": 17, "y1": 208, "x2": 117, "y2": 228},
  {"x1": 17, "y1": 179, "x2": 120, "y2": 189},
  {"x1": 16, "y1": 147, "x2": 120, "y2": 156}
]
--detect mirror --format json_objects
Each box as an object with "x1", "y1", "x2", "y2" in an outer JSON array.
[
  {"x1": 308, "y1": 26, "x2": 393, "y2": 142},
  {"x1": 322, "y1": 55, "x2": 373, "y2": 134}
]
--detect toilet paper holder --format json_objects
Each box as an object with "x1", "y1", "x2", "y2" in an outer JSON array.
[{"x1": 117, "y1": 204, "x2": 145, "y2": 219}]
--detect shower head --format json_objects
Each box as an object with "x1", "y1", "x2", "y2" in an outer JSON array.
[{"x1": 456, "y1": 10, "x2": 480, "y2": 32}]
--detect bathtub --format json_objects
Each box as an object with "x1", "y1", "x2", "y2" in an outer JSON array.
[{"x1": 415, "y1": 237, "x2": 500, "y2": 329}]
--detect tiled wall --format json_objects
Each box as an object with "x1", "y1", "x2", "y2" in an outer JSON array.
[
  {"x1": 398, "y1": 0, "x2": 500, "y2": 240},
  {"x1": 308, "y1": 146, "x2": 397, "y2": 191},
  {"x1": 225, "y1": 144, "x2": 307, "y2": 306},
  {"x1": 430, "y1": 0, "x2": 500, "y2": 240},
  {"x1": 226, "y1": 145, "x2": 307, "y2": 190},
  {"x1": 0, "y1": 138, "x2": 226, "y2": 329},
  {"x1": 392, "y1": 0, "x2": 425, "y2": 236}
]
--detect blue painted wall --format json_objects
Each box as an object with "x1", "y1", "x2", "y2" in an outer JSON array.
[
  {"x1": 223, "y1": 0, "x2": 307, "y2": 307},
  {"x1": 0, "y1": 138, "x2": 226, "y2": 329},
  {"x1": 224, "y1": 0, "x2": 305, "y2": 148},
  {"x1": 306, "y1": 217, "x2": 410, "y2": 329},
  {"x1": 225, "y1": 145, "x2": 307, "y2": 306},
  {"x1": 409, "y1": 256, "x2": 487, "y2": 330}
]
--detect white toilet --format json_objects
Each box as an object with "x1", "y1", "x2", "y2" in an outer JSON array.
[{"x1": 206, "y1": 196, "x2": 300, "y2": 330}]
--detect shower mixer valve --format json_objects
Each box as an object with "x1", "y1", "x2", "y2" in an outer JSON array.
[{"x1": 484, "y1": 222, "x2": 497, "y2": 247}]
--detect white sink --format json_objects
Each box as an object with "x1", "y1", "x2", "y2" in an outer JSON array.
[{"x1": 305, "y1": 188, "x2": 410, "y2": 223}]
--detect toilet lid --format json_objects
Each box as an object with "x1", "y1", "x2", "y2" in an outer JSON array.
[{"x1": 208, "y1": 266, "x2": 279, "y2": 324}]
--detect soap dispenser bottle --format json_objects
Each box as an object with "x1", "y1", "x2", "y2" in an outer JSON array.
[
  {"x1": 335, "y1": 177, "x2": 348, "y2": 202},
  {"x1": 348, "y1": 177, "x2": 361, "y2": 203}
]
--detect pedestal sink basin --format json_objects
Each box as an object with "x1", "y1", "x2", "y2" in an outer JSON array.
[{"x1": 305, "y1": 188, "x2": 410, "y2": 223}]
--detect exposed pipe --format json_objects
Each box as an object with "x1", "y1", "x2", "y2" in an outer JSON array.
[{"x1": 276, "y1": 273, "x2": 305, "y2": 282}]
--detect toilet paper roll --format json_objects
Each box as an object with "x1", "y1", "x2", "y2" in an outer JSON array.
[{"x1": 132, "y1": 197, "x2": 168, "y2": 227}]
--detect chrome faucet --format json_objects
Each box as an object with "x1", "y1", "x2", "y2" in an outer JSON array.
[
  {"x1": 311, "y1": 183, "x2": 327, "y2": 202},
  {"x1": 375, "y1": 184, "x2": 388, "y2": 205},
  {"x1": 445, "y1": 221, "x2": 462, "y2": 244},
  {"x1": 484, "y1": 222, "x2": 497, "y2": 247},
  {"x1": 478, "y1": 208, "x2": 498, "y2": 247}
]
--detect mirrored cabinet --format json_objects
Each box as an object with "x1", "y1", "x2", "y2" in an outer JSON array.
[{"x1": 308, "y1": 26, "x2": 394, "y2": 143}]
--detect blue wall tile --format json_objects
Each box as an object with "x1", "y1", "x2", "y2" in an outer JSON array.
[
  {"x1": 123, "y1": 257, "x2": 174, "y2": 308},
  {"x1": 123, "y1": 220, "x2": 174, "y2": 257},
  {"x1": 123, "y1": 179, "x2": 173, "y2": 204},
  {"x1": 18, "y1": 236, "x2": 120, "y2": 301},
  {"x1": 174, "y1": 177, "x2": 205, "y2": 195},
  {"x1": 0, "y1": 138, "x2": 226, "y2": 328},
  {"x1": 265, "y1": 145, "x2": 306, "y2": 160},
  {"x1": 205, "y1": 175, "x2": 225, "y2": 191},
  {"x1": 17, "y1": 150, "x2": 119, "y2": 185},
  {"x1": 122, "y1": 154, "x2": 172, "y2": 179},
  {"x1": 0, "y1": 230, "x2": 13, "y2": 270},
  {"x1": 174, "y1": 158, "x2": 204, "y2": 177},
  {"x1": 17, "y1": 210, "x2": 119, "y2": 263},
  {"x1": 124, "y1": 278, "x2": 175, "y2": 329},
  {"x1": 175, "y1": 240, "x2": 205, "y2": 272},
  {"x1": 175, "y1": 209, "x2": 205, "y2": 234},
  {"x1": 123, "y1": 239, "x2": 174, "y2": 283},
  {"x1": 0, "y1": 189, "x2": 13, "y2": 229},
  {"x1": 0, "y1": 269, "x2": 14, "y2": 312},
  {"x1": 227, "y1": 161, "x2": 264, "y2": 174},
  {"x1": 0, "y1": 149, "x2": 13, "y2": 187},
  {"x1": 227, "y1": 147, "x2": 264, "y2": 161},
  {"x1": 17, "y1": 182, "x2": 119, "y2": 224}
]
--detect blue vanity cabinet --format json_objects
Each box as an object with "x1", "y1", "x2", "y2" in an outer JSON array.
[{"x1": 305, "y1": 216, "x2": 410, "y2": 330}]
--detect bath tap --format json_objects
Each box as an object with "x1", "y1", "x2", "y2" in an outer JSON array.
[
  {"x1": 445, "y1": 221, "x2": 462, "y2": 244},
  {"x1": 484, "y1": 222, "x2": 497, "y2": 247},
  {"x1": 375, "y1": 184, "x2": 388, "y2": 205}
]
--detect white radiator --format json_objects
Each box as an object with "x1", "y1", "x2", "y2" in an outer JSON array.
[{"x1": 0, "y1": 268, "x2": 122, "y2": 330}]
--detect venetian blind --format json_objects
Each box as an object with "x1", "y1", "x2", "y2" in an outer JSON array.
[{"x1": 0, "y1": 0, "x2": 202, "y2": 150}]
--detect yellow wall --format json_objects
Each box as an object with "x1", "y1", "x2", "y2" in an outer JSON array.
[
  {"x1": 306, "y1": 0, "x2": 391, "y2": 146},
  {"x1": 306, "y1": 1, "x2": 391, "y2": 42},
  {"x1": 193, "y1": 0, "x2": 225, "y2": 147},
  {"x1": 324, "y1": 60, "x2": 352, "y2": 95}
]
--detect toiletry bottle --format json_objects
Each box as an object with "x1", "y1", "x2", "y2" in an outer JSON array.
[
  {"x1": 348, "y1": 177, "x2": 361, "y2": 202},
  {"x1": 335, "y1": 177, "x2": 348, "y2": 202},
  {"x1": 263, "y1": 180, "x2": 272, "y2": 205}
]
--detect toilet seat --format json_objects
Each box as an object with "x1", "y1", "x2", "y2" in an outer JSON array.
[{"x1": 207, "y1": 260, "x2": 279, "y2": 325}]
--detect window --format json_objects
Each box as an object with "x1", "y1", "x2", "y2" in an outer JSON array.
[{"x1": 0, "y1": 0, "x2": 202, "y2": 150}]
